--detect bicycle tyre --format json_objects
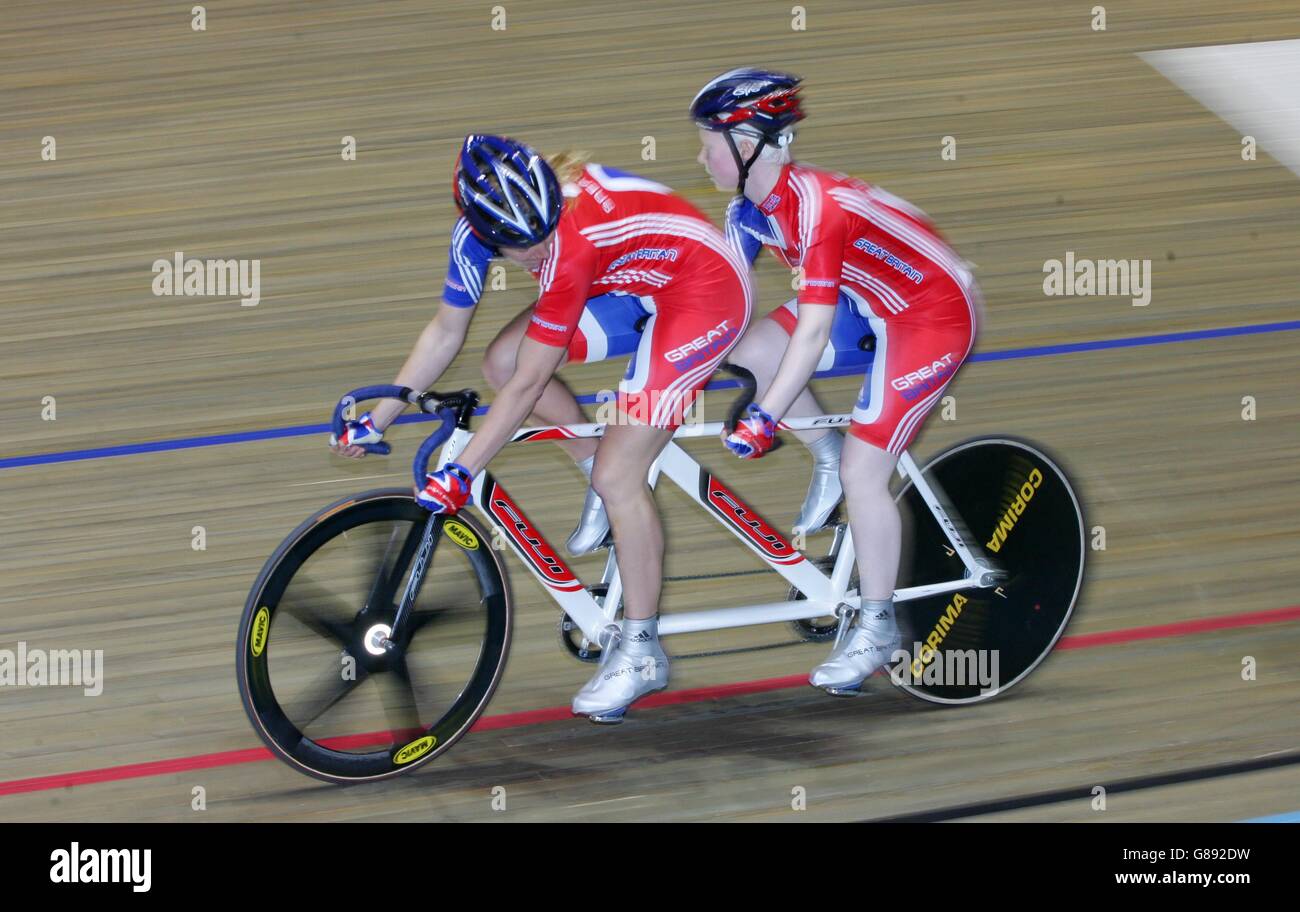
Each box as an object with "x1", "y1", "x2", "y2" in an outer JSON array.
[{"x1": 237, "y1": 489, "x2": 511, "y2": 783}]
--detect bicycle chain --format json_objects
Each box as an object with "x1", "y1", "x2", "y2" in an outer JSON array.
[
  {"x1": 664, "y1": 636, "x2": 815, "y2": 661},
  {"x1": 662, "y1": 568, "x2": 769, "y2": 583}
]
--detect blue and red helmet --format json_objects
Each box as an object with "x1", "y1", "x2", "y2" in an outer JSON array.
[
  {"x1": 690, "y1": 67, "x2": 805, "y2": 140},
  {"x1": 690, "y1": 68, "x2": 804, "y2": 195},
  {"x1": 453, "y1": 134, "x2": 561, "y2": 248}
]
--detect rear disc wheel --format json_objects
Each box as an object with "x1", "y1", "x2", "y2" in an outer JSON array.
[{"x1": 891, "y1": 438, "x2": 1085, "y2": 705}]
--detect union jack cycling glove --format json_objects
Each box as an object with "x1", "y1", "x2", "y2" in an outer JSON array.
[
  {"x1": 331, "y1": 411, "x2": 384, "y2": 449},
  {"x1": 723, "y1": 403, "x2": 778, "y2": 459},
  {"x1": 417, "y1": 462, "x2": 474, "y2": 514}
]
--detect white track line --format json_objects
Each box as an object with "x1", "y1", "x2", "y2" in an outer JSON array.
[
  {"x1": 290, "y1": 472, "x2": 404, "y2": 487},
  {"x1": 1141, "y1": 40, "x2": 1300, "y2": 179}
]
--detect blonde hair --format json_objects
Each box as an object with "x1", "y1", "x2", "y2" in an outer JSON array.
[
  {"x1": 734, "y1": 128, "x2": 795, "y2": 164},
  {"x1": 547, "y1": 149, "x2": 591, "y2": 187}
]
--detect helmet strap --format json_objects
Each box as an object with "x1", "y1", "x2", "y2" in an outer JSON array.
[{"x1": 723, "y1": 129, "x2": 771, "y2": 198}]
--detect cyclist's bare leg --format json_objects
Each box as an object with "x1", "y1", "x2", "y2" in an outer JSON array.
[
  {"x1": 726, "y1": 316, "x2": 832, "y2": 447},
  {"x1": 570, "y1": 420, "x2": 672, "y2": 719},
  {"x1": 840, "y1": 434, "x2": 901, "y2": 601},
  {"x1": 808, "y1": 433, "x2": 902, "y2": 692},
  {"x1": 589, "y1": 422, "x2": 674, "y2": 620},
  {"x1": 483, "y1": 305, "x2": 597, "y2": 464}
]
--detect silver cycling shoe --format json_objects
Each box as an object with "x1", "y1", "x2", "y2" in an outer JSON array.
[
  {"x1": 809, "y1": 606, "x2": 902, "y2": 696},
  {"x1": 566, "y1": 484, "x2": 611, "y2": 556},
  {"x1": 571, "y1": 634, "x2": 669, "y2": 724},
  {"x1": 793, "y1": 434, "x2": 844, "y2": 536}
]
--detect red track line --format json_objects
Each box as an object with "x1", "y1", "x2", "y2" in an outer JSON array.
[
  {"x1": 472, "y1": 673, "x2": 813, "y2": 733},
  {"x1": 1053, "y1": 605, "x2": 1300, "y2": 648},
  {"x1": 2, "y1": 605, "x2": 1297, "y2": 798}
]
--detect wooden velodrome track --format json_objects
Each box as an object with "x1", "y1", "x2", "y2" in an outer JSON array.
[{"x1": 2, "y1": 1, "x2": 1298, "y2": 822}]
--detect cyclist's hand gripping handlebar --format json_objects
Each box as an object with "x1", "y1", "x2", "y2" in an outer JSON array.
[
  {"x1": 329, "y1": 386, "x2": 479, "y2": 482},
  {"x1": 720, "y1": 364, "x2": 783, "y2": 454}
]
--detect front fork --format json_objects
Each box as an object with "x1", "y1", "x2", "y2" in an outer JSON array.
[{"x1": 372, "y1": 510, "x2": 441, "y2": 655}]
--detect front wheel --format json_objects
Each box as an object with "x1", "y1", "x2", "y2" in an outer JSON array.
[
  {"x1": 237, "y1": 490, "x2": 511, "y2": 784},
  {"x1": 891, "y1": 438, "x2": 1085, "y2": 705}
]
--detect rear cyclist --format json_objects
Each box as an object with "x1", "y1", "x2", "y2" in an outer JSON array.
[
  {"x1": 690, "y1": 68, "x2": 982, "y2": 694},
  {"x1": 335, "y1": 134, "x2": 752, "y2": 720}
]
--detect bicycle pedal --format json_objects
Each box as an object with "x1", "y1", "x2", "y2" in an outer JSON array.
[
  {"x1": 565, "y1": 530, "x2": 614, "y2": 558},
  {"x1": 575, "y1": 680, "x2": 667, "y2": 724},
  {"x1": 816, "y1": 682, "x2": 866, "y2": 697},
  {"x1": 792, "y1": 506, "x2": 842, "y2": 539},
  {"x1": 582, "y1": 708, "x2": 627, "y2": 725}
]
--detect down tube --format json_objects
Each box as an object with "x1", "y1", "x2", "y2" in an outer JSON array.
[
  {"x1": 467, "y1": 471, "x2": 609, "y2": 640},
  {"x1": 655, "y1": 443, "x2": 836, "y2": 602}
]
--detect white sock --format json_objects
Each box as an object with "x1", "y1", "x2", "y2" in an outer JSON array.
[
  {"x1": 621, "y1": 615, "x2": 660, "y2": 656},
  {"x1": 577, "y1": 455, "x2": 596, "y2": 479},
  {"x1": 860, "y1": 597, "x2": 894, "y2": 623}
]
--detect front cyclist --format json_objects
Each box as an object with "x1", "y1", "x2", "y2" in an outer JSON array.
[
  {"x1": 339, "y1": 134, "x2": 752, "y2": 721},
  {"x1": 337, "y1": 146, "x2": 661, "y2": 558},
  {"x1": 690, "y1": 69, "x2": 981, "y2": 694}
]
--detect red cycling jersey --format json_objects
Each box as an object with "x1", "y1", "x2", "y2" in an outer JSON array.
[
  {"x1": 525, "y1": 164, "x2": 753, "y2": 427},
  {"x1": 746, "y1": 163, "x2": 976, "y2": 324},
  {"x1": 735, "y1": 163, "x2": 979, "y2": 454}
]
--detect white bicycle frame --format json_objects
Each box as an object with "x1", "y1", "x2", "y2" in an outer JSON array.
[{"x1": 438, "y1": 413, "x2": 1004, "y2": 647}]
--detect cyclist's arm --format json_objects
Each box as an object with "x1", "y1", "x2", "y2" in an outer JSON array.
[
  {"x1": 725, "y1": 196, "x2": 764, "y2": 266},
  {"x1": 758, "y1": 303, "x2": 833, "y2": 420},
  {"x1": 368, "y1": 301, "x2": 475, "y2": 430},
  {"x1": 453, "y1": 335, "x2": 566, "y2": 475},
  {"x1": 369, "y1": 219, "x2": 494, "y2": 430},
  {"x1": 756, "y1": 199, "x2": 846, "y2": 420},
  {"x1": 453, "y1": 232, "x2": 598, "y2": 475}
]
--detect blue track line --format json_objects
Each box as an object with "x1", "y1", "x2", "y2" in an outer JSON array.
[
  {"x1": 1241, "y1": 810, "x2": 1300, "y2": 823},
  {"x1": 4, "y1": 319, "x2": 1298, "y2": 472}
]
